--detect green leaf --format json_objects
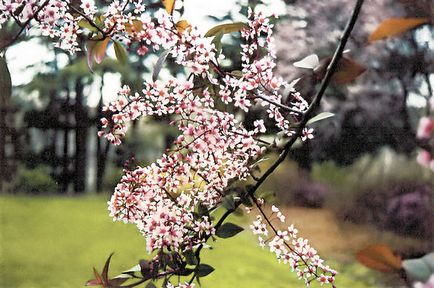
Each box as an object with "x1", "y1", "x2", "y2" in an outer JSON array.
[
  {"x1": 240, "y1": 191, "x2": 253, "y2": 207},
  {"x1": 233, "y1": 207, "x2": 244, "y2": 216},
  {"x1": 176, "y1": 268, "x2": 195, "y2": 276},
  {"x1": 230, "y1": 70, "x2": 243, "y2": 79},
  {"x1": 197, "y1": 202, "x2": 209, "y2": 217},
  {"x1": 78, "y1": 19, "x2": 98, "y2": 32},
  {"x1": 113, "y1": 41, "x2": 128, "y2": 65},
  {"x1": 183, "y1": 250, "x2": 198, "y2": 265},
  {"x1": 195, "y1": 264, "x2": 215, "y2": 277},
  {"x1": 403, "y1": 253, "x2": 434, "y2": 282},
  {"x1": 215, "y1": 222, "x2": 244, "y2": 238},
  {"x1": 94, "y1": 14, "x2": 106, "y2": 29},
  {"x1": 221, "y1": 195, "x2": 236, "y2": 211},
  {"x1": 306, "y1": 112, "x2": 335, "y2": 125},
  {"x1": 205, "y1": 22, "x2": 248, "y2": 37},
  {"x1": 152, "y1": 50, "x2": 170, "y2": 82},
  {"x1": 211, "y1": 31, "x2": 223, "y2": 57},
  {"x1": 145, "y1": 282, "x2": 157, "y2": 288}
]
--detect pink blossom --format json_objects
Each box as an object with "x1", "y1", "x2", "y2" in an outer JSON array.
[
  {"x1": 417, "y1": 150, "x2": 432, "y2": 167},
  {"x1": 416, "y1": 117, "x2": 433, "y2": 139},
  {"x1": 301, "y1": 127, "x2": 314, "y2": 141},
  {"x1": 251, "y1": 205, "x2": 335, "y2": 285}
]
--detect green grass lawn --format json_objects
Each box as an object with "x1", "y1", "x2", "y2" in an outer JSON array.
[{"x1": 0, "y1": 196, "x2": 382, "y2": 288}]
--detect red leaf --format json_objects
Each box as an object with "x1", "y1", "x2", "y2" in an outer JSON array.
[
  {"x1": 368, "y1": 18, "x2": 430, "y2": 42},
  {"x1": 85, "y1": 268, "x2": 104, "y2": 286},
  {"x1": 332, "y1": 57, "x2": 367, "y2": 84},
  {"x1": 86, "y1": 279, "x2": 102, "y2": 286},
  {"x1": 176, "y1": 20, "x2": 191, "y2": 34},
  {"x1": 102, "y1": 253, "x2": 114, "y2": 283},
  {"x1": 162, "y1": 0, "x2": 176, "y2": 15},
  {"x1": 356, "y1": 244, "x2": 402, "y2": 273},
  {"x1": 94, "y1": 37, "x2": 110, "y2": 64},
  {"x1": 86, "y1": 38, "x2": 111, "y2": 70},
  {"x1": 125, "y1": 19, "x2": 144, "y2": 35}
]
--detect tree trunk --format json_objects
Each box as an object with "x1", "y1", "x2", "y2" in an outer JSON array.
[
  {"x1": 0, "y1": 57, "x2": 12, "y2": 193},
  {"x1": 61, "y1": 85, "x2": 71, "y2": 193},
  {"x1": 95, "y1": 83, "x2": 111, "y2": 193},
  {"x1": 0, "y1": 106, "x2": 7, "y2": 193},
  {"x1": 74, "y1": 77, "x2": 87, "y2": 193}
]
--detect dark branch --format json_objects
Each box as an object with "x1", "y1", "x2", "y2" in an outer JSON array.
[{"x1": 247, "y1": 0, "x2": 365, "y2": 198}]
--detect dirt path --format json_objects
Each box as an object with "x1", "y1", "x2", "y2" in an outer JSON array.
[{"x1": 265, "y1": 207, "x2": 429, "y2": 261}]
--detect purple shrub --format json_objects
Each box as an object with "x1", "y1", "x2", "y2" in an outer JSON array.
[
  {"x1": 351, "y1": 183, "x2": 433, "y2": 239},
  {"x1": 292, "y1": 181, "x2": 328, "y2": 208},
  {"x1": 384, "y1": 185, "x2": 433, "y2": 238}
]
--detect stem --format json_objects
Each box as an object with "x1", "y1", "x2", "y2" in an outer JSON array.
[
  {"x1": 68, "y1": 4, "x2": 106, "y2": 36},
  {"x1": 250, "y1": 194, "x2": 318, "y2": 277},
  {"x1": 253, "y1": 92, "x2": 303, "y2": 115}
]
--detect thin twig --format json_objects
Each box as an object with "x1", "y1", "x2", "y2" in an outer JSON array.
[
  {"x1": 253, "y1": 92, "x2": 303, "y2": 115},
  {"x1": 68, "y1": 4, "x2": 106, "y2": 36}
]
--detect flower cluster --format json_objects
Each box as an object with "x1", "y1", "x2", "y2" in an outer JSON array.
[
  {"x1": 250, "y1": 205, "x2": 337, "y2": 287},
  {"x1": 216, "y1": 9, "x2": 310, "y2": 136},
  {"x1": 104, "y1": 78, "x2": 265, "y2": 253},
  {"x1": 0, "y1": 0, "x2": 82, "y2": 52}
]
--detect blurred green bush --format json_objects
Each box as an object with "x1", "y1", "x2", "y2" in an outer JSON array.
[{"x1": 11, "y1": 165, "x2": 58, "y2": 194}]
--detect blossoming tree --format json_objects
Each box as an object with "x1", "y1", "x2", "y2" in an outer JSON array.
[{"x1": 0, "y1": 0, "x2": 370, "y2": 287}]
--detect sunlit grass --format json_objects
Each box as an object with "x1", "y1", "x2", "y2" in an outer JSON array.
[{"x1": 1, "y1": 196, "x2": 382, "y2": 288}]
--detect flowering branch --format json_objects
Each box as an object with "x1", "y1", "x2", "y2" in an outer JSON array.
[{"x1": 1, "y1": 0, "x2": 367, "y2": 287}]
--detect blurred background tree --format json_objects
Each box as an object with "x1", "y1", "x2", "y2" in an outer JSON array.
[
  {"x1": 269, "y1": 0, "x2": 434, "y2": 254},
  {"x1": 276, "y1": 0, "x2": 433, "y2": 167}
]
